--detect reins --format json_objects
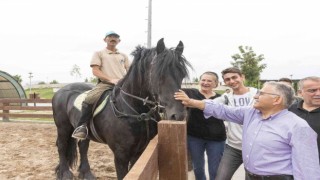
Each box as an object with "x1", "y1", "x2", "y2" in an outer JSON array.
[
  {"x1": 109, "y1": 86, "x2": 164, "y2": 122},
  {"x1": 109, "y1": 86, "x2": 164, "y2": 156},
  {"x1": 120, "y1": 88, "x2": 165, "y2": 109}
]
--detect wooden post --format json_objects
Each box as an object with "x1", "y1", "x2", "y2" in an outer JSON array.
[
  {"x1": 3, "y1": 102, "x2": 10, "y2": 122},
  {"x1": 158, "y1": 120, "x2": 187, "y2": 180},
  {"x1": 33, "y1": 92, "x2": 36, "y2": 106}
]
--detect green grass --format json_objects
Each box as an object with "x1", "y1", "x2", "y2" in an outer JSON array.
[
  {"x1": 215, "y1": 90, "x2": 226, "y2": 95},
  {"x1": 25, "y1": 88, "x2": 54, "y2": 99}
]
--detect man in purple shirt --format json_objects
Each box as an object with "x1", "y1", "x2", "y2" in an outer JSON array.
[{"x1": 175, "y1": 81, "x2": 320, "y2": 180}]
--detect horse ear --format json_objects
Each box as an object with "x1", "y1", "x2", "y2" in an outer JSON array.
[
  {"x1": 156, "y1": 38, "x2": 165, "y2": 54},
  {"x1": 175, "y1": 41, "x2": 184, "y2": 56}
]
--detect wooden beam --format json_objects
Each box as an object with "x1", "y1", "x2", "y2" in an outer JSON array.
[
  {"x1": 0, "y1": 106, "x2": 52, "y2": 111},
  {"x1": 158, "y1": 120, "x2": 187, "y2": 180},
  {"x1": 124, "y1": 135, "x2": 159, "y2": 180},
  {"x1": 0, "y1": 98, "x2": 52, "y2": 103},
  {"x1": 0, "y1": 113, "x2": 53, "y2": 118}
]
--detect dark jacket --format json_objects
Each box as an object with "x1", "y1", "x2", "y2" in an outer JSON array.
[
  {"x1": 183, "y1": 88, "x2": 226, "y2": 141},
  {"x1": 289, "y1": 100, "x2": 320, "y2": 161}
]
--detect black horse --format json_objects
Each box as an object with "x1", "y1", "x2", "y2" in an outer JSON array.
[{"x1": 52, "y1": 38, "x2": 192, "y2": 180}]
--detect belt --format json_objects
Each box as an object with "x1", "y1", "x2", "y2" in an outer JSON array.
[
  {"x1": 99, "y1": 81, "x2": 114, "y2": 86},
  {"x1": 245, "y1": 169, "x2": 293, "y2": 180}
]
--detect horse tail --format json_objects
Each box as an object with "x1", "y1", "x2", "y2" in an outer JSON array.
[
  {"x1": 54, "y1": 134, "x2": 78, "y2": 174},
  {"x1": 66, "y1": 135, "x2": 78, "y2": 168}
]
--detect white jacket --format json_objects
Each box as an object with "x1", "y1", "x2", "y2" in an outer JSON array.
[{"x1": 213, "y1": 87, "x2": 258, "y2": 150}]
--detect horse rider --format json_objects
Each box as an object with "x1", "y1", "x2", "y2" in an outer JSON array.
[{"x1": 72, "y1": 31, "x2": 131, "y2": 140}]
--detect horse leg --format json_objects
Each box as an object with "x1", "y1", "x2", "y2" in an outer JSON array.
[
  {"x1": 129, "y1": 151, "x2": 143, "y2": 170},
  {"x1": 78, "y1": 139, "x2": 96, "y2": 179},
  {"x1": 114, "y1": 152, "x2": 130, "y2": 180},
  {"x1": 55, "y1": 123, "x2": 76, "y2": 180}
]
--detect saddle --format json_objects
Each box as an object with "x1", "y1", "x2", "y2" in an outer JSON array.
[
  {"x1": 73, "y1": 89, "x2": 112, "y2": 143},
  {"x1": 73, "y1": 90, "x2": 111, "y2": 117}
]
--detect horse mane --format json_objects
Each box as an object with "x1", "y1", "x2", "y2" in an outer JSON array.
[
  {"x1": 119, "y1": 45, "x2": 192, "y2": 92},
  {"x1": 151, "y1": 47, "x2": 191, "y2": 83}
]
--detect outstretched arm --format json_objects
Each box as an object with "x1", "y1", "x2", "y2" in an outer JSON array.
[
  {"x1": 174, "y1": 90, "x2": 205, "y2": 110},
  {"x1": 175, "y1": 89, "x2": 246, "y2": 125}
]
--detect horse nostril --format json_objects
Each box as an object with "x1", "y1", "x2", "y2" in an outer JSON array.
[{"x1": 170, "y1": 114, "x2": 177, "y2": 120}]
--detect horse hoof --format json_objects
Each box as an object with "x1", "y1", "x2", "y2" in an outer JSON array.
[{"x1": 79, "y1": 171, "x2": 96, "y2": 180}]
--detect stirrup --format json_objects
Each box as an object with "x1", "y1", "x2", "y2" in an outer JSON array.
[{"x1": 72, "y1": 125, "x2": 88, "y2": 140}]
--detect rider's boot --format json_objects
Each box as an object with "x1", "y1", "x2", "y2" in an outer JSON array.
[{"x1": 72, "y1": 102, "x2": 93, "y2": 140}]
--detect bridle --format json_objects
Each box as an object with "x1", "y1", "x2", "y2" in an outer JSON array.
[
  {"x1": 108, "y1": 85, "x2": 167, "y2": 158},
  {"x1": 110, "y1": 86, "x2": 166, "y2": 122},
  {"x1": 109, "y1": 53, "x2": 167, "y2": 122}
]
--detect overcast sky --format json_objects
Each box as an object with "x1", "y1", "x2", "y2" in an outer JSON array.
[{"x1": 1, "y1": 0, "x2": 319, "y2": 85}]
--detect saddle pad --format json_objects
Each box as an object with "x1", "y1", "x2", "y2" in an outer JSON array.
[
  {"x1": 74, "y1": 91, "x2": 90, "y2": 111},
  {"x1": 73, "y1": 91, "x2": 109, "y2": 117}
]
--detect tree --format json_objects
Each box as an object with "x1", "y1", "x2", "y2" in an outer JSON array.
[
  {"x1": 13, "y1": 75, "x2": 22, "y2": 84},
  {"x1": 70, "y1": 64, "x2": 82, "y2": 78},
  {"x1": 90, "y1": 77, "x2": 98, "y2": 84},
  {"x1": 192, "y1": 77, "x2": 199, "y2": 83},
  {"x1": 231, "y1": 46, "x2": 267, "y2": 87},
  {"x1": 50, "y1": 80, "x2": 59, "y2": 84}
]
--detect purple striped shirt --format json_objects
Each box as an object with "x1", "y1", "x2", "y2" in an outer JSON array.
[{"x1": 203, "y1": 100, "x2": 320, "y2": 179}]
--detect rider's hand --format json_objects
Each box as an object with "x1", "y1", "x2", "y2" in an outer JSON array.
[{"x1": 109, "y1": 79, "x2": 120, "y2": 85}]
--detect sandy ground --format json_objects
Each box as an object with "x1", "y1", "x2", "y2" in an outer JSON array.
[{"x1": 0, "y1": 121, "x2": 116, "y2": 180}]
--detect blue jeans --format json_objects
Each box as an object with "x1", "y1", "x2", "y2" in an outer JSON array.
[
  {"x1": 188, "y1": 135, "x2": 225, "y2": 180},
  {"x1": 215, "y1": 144, "x2": 243, "y2": 180}
]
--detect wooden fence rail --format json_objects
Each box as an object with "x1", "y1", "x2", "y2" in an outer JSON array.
[{"x1": 0, "y1": 98, "x2": 53, "y2": 121}]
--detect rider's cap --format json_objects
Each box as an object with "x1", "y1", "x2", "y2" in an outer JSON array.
[{"x1": 105, "y1": 31, "x2": 120, "y2": 38}]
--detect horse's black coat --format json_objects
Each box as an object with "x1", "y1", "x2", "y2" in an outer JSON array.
[{"x1": 52, "y1": 38, "x2": 192, "y2": 180}]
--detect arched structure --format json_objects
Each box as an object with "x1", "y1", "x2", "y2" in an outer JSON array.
[{"x1": 0, "y1": 70, "x2": 27, "y2": 99}]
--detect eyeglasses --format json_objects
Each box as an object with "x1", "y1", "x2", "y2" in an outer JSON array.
[
  {"x1": 256, "y1": 90, "x2": 280, "y2": 97},
  {"x1": 305, "y1": 88, "x2": 320, "y2": 94}
]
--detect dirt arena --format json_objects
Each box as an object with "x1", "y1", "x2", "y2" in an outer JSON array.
[{"x1": 0, "y1": 121, "x2": 117, "y2": 180}]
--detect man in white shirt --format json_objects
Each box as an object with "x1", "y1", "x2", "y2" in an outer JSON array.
[{"x1": 213, "y1": 67, "x2": 258, "y2": 180}]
